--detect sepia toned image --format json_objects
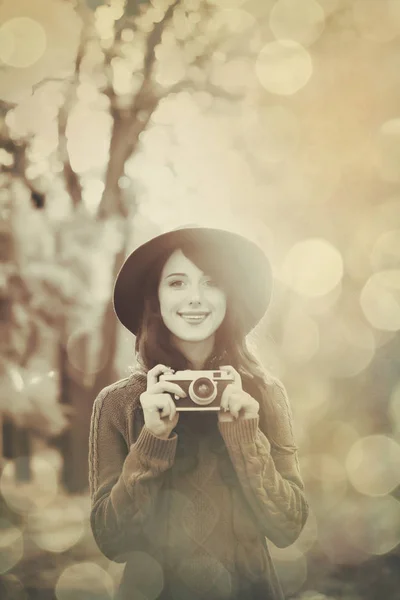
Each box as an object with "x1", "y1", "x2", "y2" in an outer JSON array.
[{"x1": 1, "y1": 0, "x2": 400, "y2": 599}]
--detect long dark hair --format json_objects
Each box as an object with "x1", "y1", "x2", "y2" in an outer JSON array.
[{"x1": 130, "y1": 239, "x2": 279, "y2": 473}]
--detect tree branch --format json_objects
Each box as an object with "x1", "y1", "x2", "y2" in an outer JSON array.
[
  {"x1": 97, "y1": 0, "x2": 182, "y2": 220},
  {"x1": 57, "y1": 1, "x2": 94, "y2": 208},
  {"x1": 143, "y1": 0, "x2": 181, "y2": 80}
]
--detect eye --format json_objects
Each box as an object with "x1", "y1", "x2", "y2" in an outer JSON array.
[
  {"x1": 169, "y1": 279, "x2": 185, "y2": 288},
  {"x1": 203, "y1": 278, "x2": 218, "y2": 287}
]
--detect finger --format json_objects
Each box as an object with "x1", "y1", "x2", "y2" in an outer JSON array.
[
  {"x1": 219, "y1": 365, "x2": 241, "y2": 387},
  {"x1": 228, "y1": 395, "x2": 243, "y2": 419},
  {"x1": 168, "y1": 397, "x2": 177, "y2": 421},
  {"x1": 141, "y1": 393, "x2": 171, "y2": 412},
  {"x1": 220, "y1": 385, "x2": 233, "y2": 412},
  {"x1": 159, "y1": 402, "x2": 171, "y2": 419},
  {"x1": 150, "y1": 381, "x2": 186, "y2": 397},
  {"x1": 147, "y1": 364, "x2": 174, "y2": 387}
]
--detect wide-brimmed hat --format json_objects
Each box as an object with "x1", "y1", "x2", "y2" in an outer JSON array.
[{"x1": 113, "y1": 226, "x2": 272, "y2": 336}]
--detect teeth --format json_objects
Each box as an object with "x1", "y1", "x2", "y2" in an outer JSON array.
[{"x1": 179, "y1": 314, "x2": 208, "y2": 322}]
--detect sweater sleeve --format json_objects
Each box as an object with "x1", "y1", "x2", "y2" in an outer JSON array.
[
  {"x1": 217, "y1": 378, "x2": 309, "y2": 548},
  {"x1": 89, "y1": 386, "x2": 177, "y2": 562}
]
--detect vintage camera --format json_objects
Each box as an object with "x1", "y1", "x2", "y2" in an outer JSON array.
[{"x1": 159, "y1": 370, "x2": 235, "y2": 411}]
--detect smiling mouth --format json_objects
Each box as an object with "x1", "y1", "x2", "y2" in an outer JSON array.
[{"x1": 178, "y1": 312, "x2": 210, "y2": 324}]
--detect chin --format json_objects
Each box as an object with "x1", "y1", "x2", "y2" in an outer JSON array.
[{"x1": 177, "y1": 330, "x2": 215, "y2": 343}]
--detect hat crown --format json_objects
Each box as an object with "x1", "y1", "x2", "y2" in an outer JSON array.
[{"x1": 113, "y1": 226, "x2": 272, "y2": 336}]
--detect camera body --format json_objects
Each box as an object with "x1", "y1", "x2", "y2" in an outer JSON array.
[{"x1": 159, "y1": 370, "x2": 235, "y2": 411}]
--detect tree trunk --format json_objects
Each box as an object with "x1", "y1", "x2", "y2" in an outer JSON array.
[
  {"x1": 56, "y1": 221, "x2": 130, "y2": 493},
  {"x1": 1, "y1": 187, "x2": 32, "y2": 481}
]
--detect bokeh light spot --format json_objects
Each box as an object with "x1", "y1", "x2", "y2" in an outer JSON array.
[
  {"x1": 318, "y1": 499, "x2": 370, "y2": 565},
  {"x1": 281, "y1": 306, "x2": 320, "y2": 364},
  {"x1": 28, "y1": 502, "x2": 85, "y2": 553},
  {"x1": 55, "y1": 562, "x2": 114, "y2": 600},
  {"x1": 317, "y1": 314, "x2": 375, "y2": 378},
  {"x1": 281, "y1": 238, "x2": 343, "y2": 297},
  {"x1": 0, "y1": 456, "x2": 58, "y2": 515},
  {"x1": 360, "y1": 270, "x2": 400, "y2": 331},
  {"x1": 270, "y1": 0, "x2": 325, "y2": 46},
  {"x1": 256, "y1": 40, "x2": 313, "y2": 95},
  {"x1": 346, "y1": 435, "x2": 400, "y2": 496},
  {"x1": 0, "y1": 17, "x2": 46, "y2": 68},
  {"x1": 347, "y1": 496, "x2": 400, "y2": 556},
  {"x1": 0, "y1": 519, "x2": 23, "y2": 574},
  {"x1": 113, "y1": 551, "x2": 164, "y2": 600},
  {"x1": 370, "y1": 229, "x2": 400, "y2": 271}
]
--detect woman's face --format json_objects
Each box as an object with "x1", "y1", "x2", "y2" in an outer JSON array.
[{"x1": 158, "y1": 249, "x2": 227, "y2": 344}]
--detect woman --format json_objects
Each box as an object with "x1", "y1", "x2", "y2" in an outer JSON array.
[{"x1": 89, "y1": 226, "x2": 309, "y2": 600}]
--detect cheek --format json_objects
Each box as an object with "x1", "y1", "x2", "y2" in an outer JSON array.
[
  {"x1": 213, "y1": 293, "x2": 227, "y2": 319},
  {"x1": 159, "y1": 290, "x2": 176, "y2": 314}
]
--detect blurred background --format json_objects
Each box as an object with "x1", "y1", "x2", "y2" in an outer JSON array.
[{"x1": 1, "y1": 0, "x2": 400, "y2": 598}]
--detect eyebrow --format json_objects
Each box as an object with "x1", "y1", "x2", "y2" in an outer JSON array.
[{"x1": 165, "y1": 272, "x2": 187, "y2": 278}]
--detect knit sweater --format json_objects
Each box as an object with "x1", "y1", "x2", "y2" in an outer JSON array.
[{"x1": 89, "y1": 372, "x2": 309, "y2": 600}]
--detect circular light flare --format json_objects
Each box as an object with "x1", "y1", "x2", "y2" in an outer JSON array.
[
  {"x1": 346, "y1": 435, "x2": 400, "y2": 496},
  {"x1": 281, "y1": 306, "x2": 320, "y2": 364},
  {"x1": 28, "y1": 503, "x2": 85, "y2": 553},
  {"x1": 255, "y1": 40, "x2": 313, "y2": 96},
  {"x1": 292, "y1": 375, "x2": 331, "y2": 416},
  {"x1": 155, "y1": 45, "x2": 187, "y2": 87},
  {"x1": 346, "y1": 197, "x2": 400, "y2": 283},
  {"x1": 0, "y1": 456, "x2": 58, "y2": 515},
  {"x1": 210, "y1": 57, "x2": 256, "y2": 95},
  {"x1": 0, "y1": 17, "x2": 46, "y2": 68},
  {"x1": 55, "y1": 562, "x2": 114, "y2": 600},
  {"x1": 360, "y1": 270, "x2": 400, "y2": 331},
  {"x1": 207, "y1": 8, "x2": 256, "y2": 36},
  {"x1": 0, "y1": 519, "x2": 24, "y2": 574},
  {"x1": 318, "y1": 499, "x2": 370, "y2": 565},
  {"x1": 269, "y1": 0, "x2": 325, "y2": 47},
  {"x1": 329, "y1": 421, "x2": 361, "y2": 460},
  {"x1": 106, "y1": 561, "x2": 126, "y2": 587},
  {"x1": 317, "y1": 314, "x2": 375, "y2": 378},
  {"x1": 347, "y1": 495, "x2": 400, "y2": 556},
  {"x1": 370, "y1": 229, "x2": 400, "y2": 272},
  {"x1": 281, "y1": 238, "x2": 344, "y2": 297}
]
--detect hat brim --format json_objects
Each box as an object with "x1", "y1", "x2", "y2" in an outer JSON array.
[{"x1": 113, "y1": 227, "x2": 272, "y2": 336}]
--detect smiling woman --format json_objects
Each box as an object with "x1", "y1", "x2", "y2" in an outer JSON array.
[
  {"x1": 158, "y1": 249, "x2": 227, "y2": 357},
  {"x1": 89, "y1": 226, "x2": 309, "y2": 600}
]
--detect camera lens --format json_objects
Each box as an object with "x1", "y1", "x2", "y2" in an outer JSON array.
[{"x1": 189, "y1": 377, "x2": 217, "y2": 405}]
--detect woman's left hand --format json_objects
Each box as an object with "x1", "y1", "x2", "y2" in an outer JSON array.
[{"x1": 218, "y1": 365, "x2": 259, "y2": 422}]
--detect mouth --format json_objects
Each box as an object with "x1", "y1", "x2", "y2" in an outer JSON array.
[{"x1": 178, "y1": 312, "x2": 210, "y2": 324}]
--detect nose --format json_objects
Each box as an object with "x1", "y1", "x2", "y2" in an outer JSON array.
[{"x1": 187, "y1": 283, "x2": 202, "y2": 305}]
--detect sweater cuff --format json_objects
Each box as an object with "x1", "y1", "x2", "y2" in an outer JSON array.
[
  {"x1": 134, "y1": 426, "x2": 178, "y2": 463},
  {"x1": 218, "y1": 416, "x2": 260, "y2": 446}
]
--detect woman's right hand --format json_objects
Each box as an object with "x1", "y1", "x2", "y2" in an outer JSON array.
[{"x1": 140, "y1": 364, "x2": 186, "y2": 439}]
